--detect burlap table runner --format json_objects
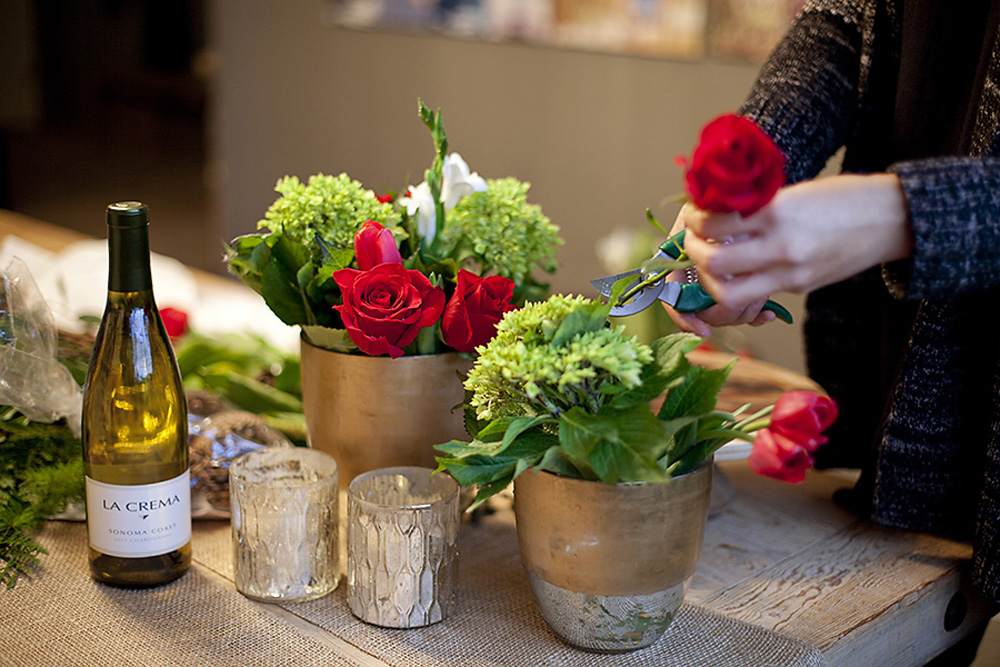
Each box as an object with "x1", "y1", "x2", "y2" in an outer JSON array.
[{"x1": 1, "y1": 518, "x2": 828, "y2": 666}]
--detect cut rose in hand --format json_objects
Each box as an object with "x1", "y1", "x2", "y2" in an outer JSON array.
[{"x1": 677, "y1": 113, "x2": 786, "y2": 217}]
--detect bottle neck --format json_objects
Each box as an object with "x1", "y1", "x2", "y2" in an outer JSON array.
[{"x1": 108, "y1": 225, "x2": 153, "y2": 293}]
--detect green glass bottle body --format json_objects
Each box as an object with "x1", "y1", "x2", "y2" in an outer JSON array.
[{"x1": 82, "y1": 202, "x2": 191, "y2": 587}]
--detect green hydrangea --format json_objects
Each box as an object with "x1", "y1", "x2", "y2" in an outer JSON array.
[
  {"x1": 438, "y1": 178, "x2": 561, "y2": 282},
  {"x1": 466, "y1": 295, "x2": 653, "y2": 421},
  {"x1": 259, "y1": 173, "x2": 401, "y2": 251}
]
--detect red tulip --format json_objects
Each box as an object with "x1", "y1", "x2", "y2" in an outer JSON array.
[{"x1": 354, "y1": 220, "x2": 402, "y2": 271}]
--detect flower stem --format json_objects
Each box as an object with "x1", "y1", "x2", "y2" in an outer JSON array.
[
  {"x1": 616, "y1": 268, "x2": 671, "y2": 306},
  {"x1": 416, "y1": 326, "x2": 438, "y2": 355}
]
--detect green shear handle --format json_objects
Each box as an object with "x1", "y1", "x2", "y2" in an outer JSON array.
[{"x1": 660, "y1": 230, "x2": 794, "y2": 324}]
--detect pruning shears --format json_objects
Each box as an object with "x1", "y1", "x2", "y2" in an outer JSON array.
[{"x1": 590, "y1": 230, "x2": 793, "y2": 323}]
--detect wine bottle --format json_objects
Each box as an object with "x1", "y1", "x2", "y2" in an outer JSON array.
[{"x1": 82, "y1": 201, "x2": 191, "y2": 587}]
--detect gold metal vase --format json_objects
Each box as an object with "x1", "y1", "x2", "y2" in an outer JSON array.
[
  {"x1": 299, "y1": 336, "x2": 471, "y2": 487},
  {"x1": 514, "y1": 464, "x2": 712, "y2": 653}
]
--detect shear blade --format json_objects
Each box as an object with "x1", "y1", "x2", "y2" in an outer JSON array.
[
  {"x1": 589, "y1": 269, "x2": 641, "y2": 298},
  {"x1": 602, "y1": 278, "x2": 658, "y2": 316}
]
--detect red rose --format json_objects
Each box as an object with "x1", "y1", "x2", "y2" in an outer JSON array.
[
  {"x1": 159, "y1": 307, "x2": 189, "y2": 340},
  {"x1": 354, "y1": 220, "x2": 402, "y2": 271},
  {"x1": 441, "y1": 269, "x2": 516, "y2": 353},
  {"x1": 334, "y1": 264, "x2": 445, "y2": 358},
  {"x1": 747, "y1": 428, "x2": 814, "y2": 483},
  {"x1": 375, "y1": 193, "x2": 394, "y2": 204},
  {"x1": 768, "y1": 391, "x2": 838, "y2": 452},
  {"x1": 678, "y1": 113, "x2": 786, "y2": 217}
]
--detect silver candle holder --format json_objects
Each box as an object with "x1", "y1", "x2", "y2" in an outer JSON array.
[{"x1": 347, "y1": 466, "x2": 460, "y2": 627}]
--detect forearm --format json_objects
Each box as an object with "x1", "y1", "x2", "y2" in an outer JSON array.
[
  {"x1": 887, "y1": 157, "x2": 1000, "y2": 300},
  {"x1": 681, "y1": 173, "x2": 911, "y2": 308}
]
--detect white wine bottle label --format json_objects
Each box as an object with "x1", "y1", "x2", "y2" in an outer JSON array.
[{"x1": 86, "y1": 470, "x2": 192, "y2": 558}]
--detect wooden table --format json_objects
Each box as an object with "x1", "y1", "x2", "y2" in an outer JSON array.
[{"x1": 0, "y1": 209, "x2": 993, "y2": 665}]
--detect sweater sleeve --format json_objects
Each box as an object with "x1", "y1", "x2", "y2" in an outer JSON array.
[
  {"x1": 739, "y1": 3, "x2": 867, "y2": 184},
  {"x1": 884, "y1": 157, "x2": 1000, "y2": 299}
]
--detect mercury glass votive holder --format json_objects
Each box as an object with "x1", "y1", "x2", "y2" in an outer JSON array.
[
  {"x1": 229, "y1": 447, "x2": 340, "y2": 602},
  {"x1": 347, "y1": 466, "x2": 460, "y2": 628}
]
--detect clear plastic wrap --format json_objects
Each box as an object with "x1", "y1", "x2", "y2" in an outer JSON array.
[
  {"x1": 0, "y1": 257, "x2": 83, "y2": 433},
  {"x1": 188, "y1": 410, "x2": 293, "y2": 518}
]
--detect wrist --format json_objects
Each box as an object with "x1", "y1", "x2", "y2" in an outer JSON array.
[{"x1": 868, "y1": 173, "x2": 913, "y2": 263}]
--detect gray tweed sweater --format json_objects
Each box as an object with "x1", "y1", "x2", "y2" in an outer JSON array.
[{"x1": 738, "y1": 0, "x2": 1000, "y2": 603}]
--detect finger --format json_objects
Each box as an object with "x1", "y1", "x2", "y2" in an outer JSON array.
[
  {"x1": 695, "y1": 298, "x2": 769, "y2": 327},
  {"x1": 705, "y1": 271, "x2": 784, "y2": 310},
  {"x1": 748, "y1": 309, "x2": 777, "y2": 327},
  {"x1": 685, "y1": 210, "x2": 762, "y2": 242},
  {"x1": 685, "y1": 232, "x2": 777, "y2": 280},
  {"x1": 662, "y1": 302, "x2": 712, "y2": 338}
]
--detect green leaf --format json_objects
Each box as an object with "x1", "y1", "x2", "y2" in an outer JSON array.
[
  {"x1": 301, "y1": 325, "x2": 356, "y2": 352},
  {"x1": 434, "y1": 438, "x2": 502, "y2": 459},
  {"x1": 657, "y1": 362, "x2": 734, "y2": 421},
  {"x1": 549, "y1": 302, "x2": 611, "y2": 347},
  {"x1": 609, "y1": 362, "x2": 672, "y2": 410},
  {"x1": 474, "y1": 417, "x2": 518, "y2": 443},
  {"x1": 500, "y1": 415, "x2": 551, "y2": 452},
  {"x1": 223, "y1": 372, "x2": 303, "y2": 414},
  {"x1": 645, "y1": 208, "x2": 669, "y2": 236},
  {"x1": 224, "y1": 233, "x2": 269, "y2": 293},
  {"x1": 650, "y1": 333, "x2": 702, "y2": 382},
  {"x1": 609, "y1": 274, "x2": 637, "y2": 306},
  {"x1": 436, "y1": 455, "x2": 515, "y2": 488},
  {"x1": 557, "y1": 404, "x2": 666, "y2": 484},
  {"x1": 260, "y1": 243, "x2": 312, "y2": 325},
  {"x1": 535, "y1": 445, "x2": 585, "y2": 478}
]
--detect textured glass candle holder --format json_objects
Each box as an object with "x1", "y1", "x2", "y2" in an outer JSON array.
[
  {"x1": 347, "y1": 466, "x2": 460, "y2": 628},
  {"x1": 230, "y1": 448, "x2": 340, "y2": 602}
]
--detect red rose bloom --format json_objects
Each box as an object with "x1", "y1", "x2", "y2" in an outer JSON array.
[
  {"x1": 354, "y1": 220, "x2": 402, "y2": 271},
  {"x1": 679, "y1": 113, "x2": 786, "y2": 217},
  {"x1": 441, "y1": 269, "x2": 516, "y2": 353},
  {"x1": 747, "y1": 428, "x2": 815, "y2": 484},
  {"x1": 159, "y1": 307, "x2": 189, "y2": 340},
  {"x1": 334, "y1": 264, "x2": 445, "y2": 358}
]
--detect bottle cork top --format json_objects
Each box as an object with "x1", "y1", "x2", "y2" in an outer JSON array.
[{"x1": 106, "y1": 201, "x2": 149, "y2": 228}]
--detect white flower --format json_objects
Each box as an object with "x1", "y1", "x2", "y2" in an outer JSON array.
[
  {"x1": 404, "y1": 181, "x2": 436, "y2": 244},
  {"x1": 441, "y1": 152, "x2": 487, "y2": 210},
  {"x1": 405, "y1": 152, "x2": 486, "y2": 245}
]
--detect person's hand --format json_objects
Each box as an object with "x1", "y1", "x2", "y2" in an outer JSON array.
[
  {"x1": 663, "y1": 204, "x2": 776, "y2": 337},
  {"x1": 664, "y1": 174, "x2": 912, "y2": 334}
]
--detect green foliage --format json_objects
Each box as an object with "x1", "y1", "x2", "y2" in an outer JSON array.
[
  {"x1": 436, "y1": 296, "x2": 765, "y2": 508},
  {"x1": 224, "y1": 227, "x2": 352, "y2": 330},
  {"x1": 0, "y1": 497, "x2": 46, "y2": 589},
  {"x1": 223, "y1": 172, "x2": 396, "y2": 331},
  {"x1": 259, "y1": 173, "x2": 401, "y2": 253},
  {"x1": 440, "y1": 178, "x2": 562, "y2": 286},
  {"x1": 0, "y1": 406, "x2": 84, "y2": 589},
  {"x1": 463, "y1": 295, "x2": 653, "y2": 422},
  {"x1": 175, "y1": 332, "x2": 306, "y2": 445}
]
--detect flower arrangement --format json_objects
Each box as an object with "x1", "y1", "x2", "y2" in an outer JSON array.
[
  {"x1": 437, "y1": 113, "x2": 835, "y2": 505},
  {"x1": 434, "y1": 294, "x2": 837, "y2": 506},
  {"x1": 225, "y1": 100, "x2": 562, "y2": 358}
]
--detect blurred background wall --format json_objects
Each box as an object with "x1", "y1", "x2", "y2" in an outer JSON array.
[{"x1": 1, "y1": 0, "x2": 807, "y2": 372}]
